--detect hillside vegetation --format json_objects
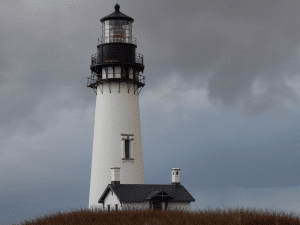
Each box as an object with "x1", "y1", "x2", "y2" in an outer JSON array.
[{"x1": 9, "y1": 204, "x2": 300, "y2": 225}]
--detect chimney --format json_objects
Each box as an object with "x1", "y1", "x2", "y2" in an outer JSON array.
[
  {"x1": 171, "y1": 168, "x2": 181, "y2": 188},
  {"x1": 111, "y1": 167, "x2": 120, "y2": 186}
]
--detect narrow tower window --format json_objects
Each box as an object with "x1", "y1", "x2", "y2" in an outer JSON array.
[
  {"x1": 125, "y1": 140, "x2": 130, "y2": 159},
  {"x1": 121, "y1": 133, "x2": 134, "y2": 160}
]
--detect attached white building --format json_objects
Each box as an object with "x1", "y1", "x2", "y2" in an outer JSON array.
[{"x1": 97, "y1": 167, "x2": 195, "y2": 212}]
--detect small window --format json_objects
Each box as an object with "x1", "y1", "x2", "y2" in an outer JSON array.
[
  {"x1": 125, "y1": 140, "x2": 130, "y2": 159},
  {"x1": 115, "y1": 204, "x2": 118, "y2": 211},
  {"x1": 107, "y1": 205, "x2": 110, "y2": 212},
  {"x1": 176, "y1": 171, "x2": 178, "y2": 175}
]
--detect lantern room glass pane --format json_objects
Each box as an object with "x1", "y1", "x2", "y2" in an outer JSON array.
[
  {"x1": 125, "y1": 21, "x2": 132, "y2": 42},
  {"x1": 105, "y1": 20, "x2": 109, "y2": 27},
  {"x1": 113, "y1": 20, "x2": 124, "y2": 42}
]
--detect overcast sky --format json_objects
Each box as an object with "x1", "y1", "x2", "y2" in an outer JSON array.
[{"x1": 1, "y1": 0, "x2": 300, "y2": 224}]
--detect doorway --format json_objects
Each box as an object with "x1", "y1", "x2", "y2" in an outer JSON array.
[{"x1": 152, "y1": 199, "x2": 162, "y2": 210}]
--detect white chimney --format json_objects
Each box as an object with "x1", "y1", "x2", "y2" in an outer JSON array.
[
  {"x1": 111, "y1": 167, "x2": 120, "y2": 186},
  {"x1": 171, "y1": 168, "x2": 181, "y2": 188}
]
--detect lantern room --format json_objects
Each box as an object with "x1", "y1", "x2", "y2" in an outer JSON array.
[
  {"x1": 100, "y1": 4, "x2": 134, "y2": 44},
  {"x1": 87, "y1": 3, "x2": 145, "y2": 95}
]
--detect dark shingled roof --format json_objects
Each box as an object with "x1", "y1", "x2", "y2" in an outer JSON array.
[
  {"x1": 98, "y1": 184, "x2": 196, "y2": 203},
  {"x1": 100, "y1": 3, "x2": 134, "y2": 23}
]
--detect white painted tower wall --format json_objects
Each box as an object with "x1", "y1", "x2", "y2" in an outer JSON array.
[{"x1": 89, "y1": 82, "x2": 145, "y2": 210}]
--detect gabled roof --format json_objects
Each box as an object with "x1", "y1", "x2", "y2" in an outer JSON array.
[
  {"x1": 98, "y1": 184, "x2": 196, "y2": 204},
  {"x1": 100, "y1": 4, "x2": 134, "y2": 23}
]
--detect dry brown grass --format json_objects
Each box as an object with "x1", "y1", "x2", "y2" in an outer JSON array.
[{"x1": 10, "y1": 204, "x2": 300, "y2": 225}]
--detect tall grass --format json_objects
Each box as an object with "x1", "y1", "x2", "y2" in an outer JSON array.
[{"x1": 9, "y1": 204, "x2": 300, "y2": 225}]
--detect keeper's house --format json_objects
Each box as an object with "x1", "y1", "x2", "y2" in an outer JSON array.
[{"x1": 98, "y1": 167, "x2": 196, "y2": 212}]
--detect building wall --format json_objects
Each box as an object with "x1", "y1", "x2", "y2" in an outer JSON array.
[
  {"x1": 121, "y1": 201, "x2": 191, "y2": 212},
  {"x1": 167, "y1": 202, "x2": 191, "y2": 212},
  {"x1": 89, "y1": 82, "x2": 145, "y2": 209},
  {"x1": 95, "y1": 197, "x2": 192, "y2": 213},
  {"x1": 121, "y1": 201, "x2": 149, "y2": 211},
  {"x1": 103, "y1": 190, "x2": 121, "y2": 211}
]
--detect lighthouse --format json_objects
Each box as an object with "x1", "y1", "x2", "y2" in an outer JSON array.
[{"x1": 87, "y1": 3, "x2": 146, "y2": 210}]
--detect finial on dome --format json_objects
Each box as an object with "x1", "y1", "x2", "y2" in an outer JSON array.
[{"x1": 114, "y1": 3, "x2": 120, "y2": 11}]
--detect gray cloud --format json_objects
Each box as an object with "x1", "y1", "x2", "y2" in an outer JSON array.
[
  {"x1": 1, "y1": 0, "x2": 300, "y2": 140},
  {"x1": 138, "y1": 0, "x2": 300, "y2": 117},
  {"x1": 1, "y1": 2, "x2": 300, "y2": 224}
]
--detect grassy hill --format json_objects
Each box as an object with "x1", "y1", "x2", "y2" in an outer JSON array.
[{"x1": 9, "y1": 204, "x2": 300, "y2": 225}]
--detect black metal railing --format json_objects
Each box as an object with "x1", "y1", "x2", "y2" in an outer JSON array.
[
  {"x1": 87, "y1": 73, "x2": 145, "y2": 88},
  {"x1": 91, "y1": 53, "x2": 143, "y2": 66},
  {"x1": 91, "y1": 54, "x2": 98, "y2": 66},
  {"x1": 87, "y1": 75, "x2": 97, "y2": 87},
  {"x1": 98, "y1": 36, "x2": 137, "y2": 45},
  {"x1": 136, "y1": 53, "x2": 143, "y2": 65}
]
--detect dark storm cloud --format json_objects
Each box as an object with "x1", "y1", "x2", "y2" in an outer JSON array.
[
  {"x1": 0, "y1": 0, "x2": 94, "y2": 140},
  {"x1": 1, "y1": 0, "x2": 300, "y2": 141},
  {"x1": 135, "y1": 0, "x2": 300, "y2": 117}
]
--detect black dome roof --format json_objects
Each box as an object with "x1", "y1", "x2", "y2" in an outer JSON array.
[{"x1": 100, "y1": 3, "x2": 134, "y2": 23}]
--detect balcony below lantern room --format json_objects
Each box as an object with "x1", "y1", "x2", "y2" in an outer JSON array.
[{"x1": 86, "y1": 67, "x2": 145, "y2": 91}]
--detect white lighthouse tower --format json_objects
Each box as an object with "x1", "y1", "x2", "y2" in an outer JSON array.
[{"x1": 87, "y1": 3, "x2": 146, "y2": 210}]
